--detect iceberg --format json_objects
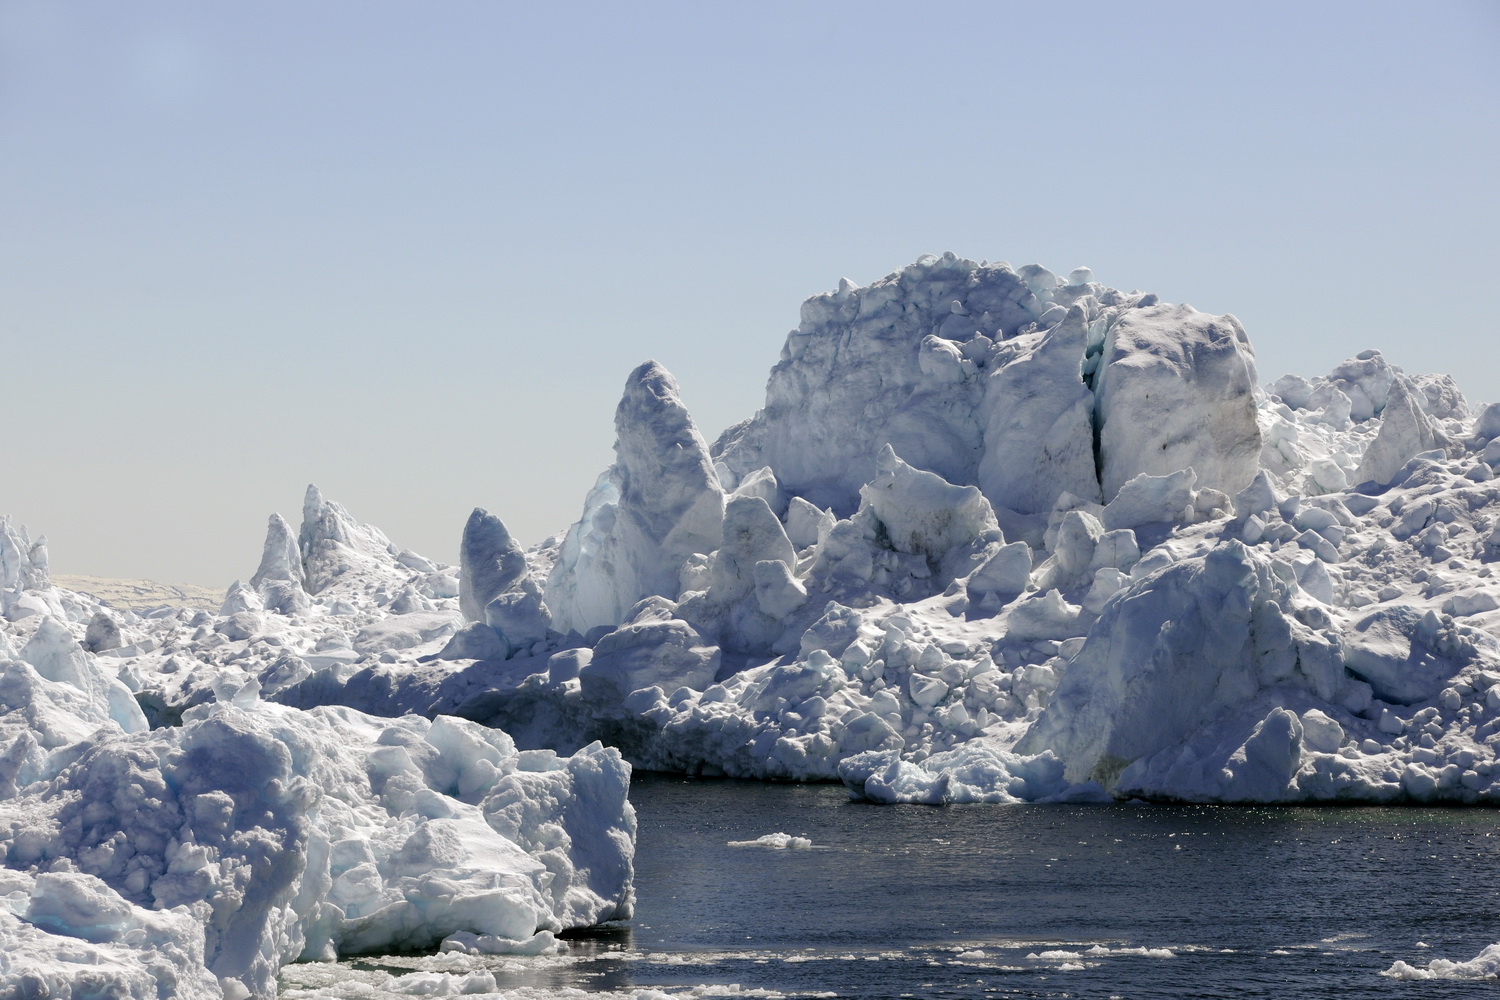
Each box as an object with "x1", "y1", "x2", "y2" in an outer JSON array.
[
  {"x1": 5, "y1": 249, "x2": 1500, "y2": 993},
  {"x1": 319, "y1": 253, "x2": 1492, "y2": 809}
]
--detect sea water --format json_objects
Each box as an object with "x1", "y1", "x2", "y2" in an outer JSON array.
[{"x1": 285, "y1": 775, "x2": 1500, "y2": 997}]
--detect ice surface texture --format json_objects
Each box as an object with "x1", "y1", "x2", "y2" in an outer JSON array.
[
  {"x1": 714, "y1": 253, "x2": 1261, "y2": 515},
  {"x1": 1, "y1": 658, "x2": 633, "y2": 995},
  {"x1": 0, "y1": 500, "x2": 632, "y2": 996}
]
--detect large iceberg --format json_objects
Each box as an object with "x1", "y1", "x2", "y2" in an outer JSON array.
[
  {"x1": 5, "y1": 249, "x2": 1500, "y2": 993},
  {"x1": 285, "y1": 253, "x2": 1495, "y2": 808}
]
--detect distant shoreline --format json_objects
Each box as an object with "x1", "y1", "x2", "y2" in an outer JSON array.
[{"x1": 50, "y1": 574, "x2": 224, "y2": 611}]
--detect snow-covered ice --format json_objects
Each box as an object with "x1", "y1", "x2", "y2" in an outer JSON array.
[
  {"x1": 6, "y1": 249, "x2": 1500, "y2": 992},
  {"x1": 1, "y1": 496, "x2": 633, "y2": 997}
]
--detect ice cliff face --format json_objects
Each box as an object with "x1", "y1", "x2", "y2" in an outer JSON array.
[
  {"x1": 1014, "y1": 540, "x2": 1348, "y2": 788},
  {"x1": 1090, "y1": 303, "x2": 1260, "y2": 499},
  {"x1": 713, "y1": 253, "x2": 1261, "y2": 519}
]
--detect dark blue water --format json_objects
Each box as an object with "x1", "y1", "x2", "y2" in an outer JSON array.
[
  {"x1": 557, "y1": 775, "x2": 1500, "y2": 998},
  {"x1": 322, "y1": 775, "x2": 1500, "y2": 998}
]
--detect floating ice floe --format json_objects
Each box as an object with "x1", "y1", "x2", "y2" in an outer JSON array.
[
  {"x1": 1384, "y1": 941, "x2": 1500, "y2": 980},
  {"x1": 726, "y1": 833, "x2": 814, "y2": 849}
]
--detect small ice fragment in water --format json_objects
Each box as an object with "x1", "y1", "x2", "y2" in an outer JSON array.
[
  {"x1": 1383, "y1": 941, "x2": 1500, "y2": 980},
  {"x1": 727, "y1": 832, "x2": 814, "y2": 849}
]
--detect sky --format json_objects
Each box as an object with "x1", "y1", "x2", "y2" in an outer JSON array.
[{"x1": 2, "y1": 1, "x2": 1497, "y2": 587}]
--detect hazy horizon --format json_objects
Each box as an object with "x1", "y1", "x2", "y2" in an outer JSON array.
[{"x1": 3, "y1": 1, "x2": 1496, "y2": 586}]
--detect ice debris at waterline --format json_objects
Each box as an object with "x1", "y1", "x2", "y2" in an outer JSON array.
[{"x1": 3, "y1": 250, "x2": 1500, "y2": 986}]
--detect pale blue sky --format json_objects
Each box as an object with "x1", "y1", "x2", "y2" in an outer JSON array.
[{"x1": 3, "y1": 1, "x2": 1497, "y2": 585}]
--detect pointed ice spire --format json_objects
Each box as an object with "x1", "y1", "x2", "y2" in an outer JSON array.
[
  {"x1": 613, "y1": 361, "x2": 725, "y2": 556},
  {"x1": 545, "y1": 361, "x2": 725, "y2": 634},
  {"x1": 460, "y1": 507, "x2": 529, "y2": 623},
  {"x1": 251, "y1": 513, "x2": 304, "y2": 592},
  {"x1": 295, "y1": 484, "x2": 400, "y2": 595},
  {"x1": 22, "y1": 536, "x2": 49, "y2": 591},
  {"x1": 1354, "y1": 376, "x2": 1450, "y2": 486},
  {"x1": 298, "y1": 484, "x2": 350, "y2": 561},
  {"x1": 0, "y1": 516, "x2": 48, "y2": 592},
  {"x1": 0, "y1": 516, "x2": 22, "y2": 591},
  {"x1": 250, "y1": 512, "x2": 312, "y2": 614}
]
